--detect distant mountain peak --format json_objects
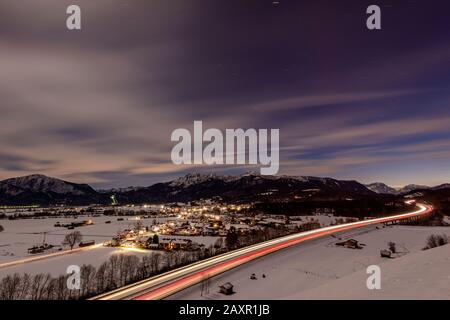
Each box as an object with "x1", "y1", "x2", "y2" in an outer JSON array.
[
  {"x1": 398, "y1": 184, "x2": 430, "y2": 194},
  {"x1": 432, "y1": 183, "x2": 450, "y2": 190},
  {"x1": 0, "y1": 174, "x2": 96, "y2": 197},
  {"x1": 366, "y1": 182, "x2": 432, "y2": 195},
  {"x1": 153, "y1": 172, "x2": 376, "y2": 203},
  {"x1": 365, "y1": 182, "x2": 397, "y2": 194},
  {"x1": 168, "y1": 173, "x2": 239, "y2": 188},
  {"x1": 402, "y1": 184, "x2": 429, "y2": 189},
  {"x1": 169, "y1": 173, "x2": 216, "y2": 187}
]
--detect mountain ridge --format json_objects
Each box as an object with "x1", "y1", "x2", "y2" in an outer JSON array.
[
  {"x1": 0, "y1": 174, "x2": 100, "y2": 205},
  {"x1": 0, "y1": 173, "x2": 375, "y2": 205},
  {"x1": 1, "y1": 173, "x2": 449, "y2": 206},
  {"x1": 365, "y1": 182, "x2": 432, "y2": 195}
]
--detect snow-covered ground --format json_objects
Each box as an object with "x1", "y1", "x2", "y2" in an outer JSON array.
[
  {"x1": 2, "y1": 215, "x2": 449, "y2": 299},
  {"x1": 169, "y1": 224, "x2": 450, "y2": 300},
  {"x1": 293, "y1": 243, "x2": 450, "y2": 299},
  {"x1": 289, "y1": 215, "x2": 357, "y2": 227},
  {"x1": 0, "y1": 215, "x2": 169, "y2": 262},
  {"x1": 0, "y1": 215, "x2": 220, "y2": 278},
  {"x1": 0, "y1": 246, "x2": 150, "y2": 278}
]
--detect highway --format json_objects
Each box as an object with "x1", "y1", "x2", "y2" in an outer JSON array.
[{"x1": 92, "y1": 202, "x2": 433, "y2": 300}]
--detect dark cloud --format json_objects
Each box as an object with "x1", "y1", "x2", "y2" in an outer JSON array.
[{"x1": 0, "y1": 153, "x2": 56, "y2": 172}]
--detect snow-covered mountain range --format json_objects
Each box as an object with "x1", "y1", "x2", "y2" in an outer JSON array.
[
  {"x1": 1, "y1": 173, "x2": 449, "y2": 206},
  {"x1": 365, "y1": 182, "x2": 431, "y2": 195}
]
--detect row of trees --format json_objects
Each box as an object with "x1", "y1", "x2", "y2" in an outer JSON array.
[
  {"x1": 0, "y1": 247, "x2": 219, "y2": 300},
  {"x1": 424, "y1": 234, "x2": 448, "y2": 250},
  {"x1": 226, "y1": 223, "x2": 321, "y2": 250},
  {"x1": 250, "y1": 199, "x2": 408, "y2": 218}
]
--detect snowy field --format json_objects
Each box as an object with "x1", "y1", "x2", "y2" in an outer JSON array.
[
  {"x1": 0, "y1": 215, "x2": 220, "y2": 278},
  {"x1": 2, "y1": 215, "x2": 449, "y2": 299},
  {"x1": 0, "y1": 215, "x2": 172, "y2": 262},
  {"x1": 293, "y1": 242, "x2": 450, "y2": 299},
  {"x1": 169, "y1": 224, "x2": 450, "y2": 300},
  {"x1": 0, "y1": 246, "x2": 150, "y2": 279},
  {"x1": 0, "y1": 211, "x2": 356, "y2": 262},
  {"x1": 289, "y1": 215, "x2": 357, "y2": 227}
]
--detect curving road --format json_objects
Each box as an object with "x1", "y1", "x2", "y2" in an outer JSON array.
[{"x1": 92, "y1": 202, "x2": 433, "y2": 300}]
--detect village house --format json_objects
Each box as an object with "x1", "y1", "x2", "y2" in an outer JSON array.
[
  {"x1": 218, "y1": 282, "x2": 234, "y2": 295},
  {"x1": 158, "y1": 237, "x2": 198, "y2": 251}
]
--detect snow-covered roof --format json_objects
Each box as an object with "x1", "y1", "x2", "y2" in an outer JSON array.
[{"x1": 219, "y1": 282, "x2": 234, "y2": 289}]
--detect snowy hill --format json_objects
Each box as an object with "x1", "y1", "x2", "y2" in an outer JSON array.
[
  {"x1": 365, "y1": 182, "x2": 397, "y2": 194},
  {"x1": 169, "y1": 225, "x2": 450, "y2": 300},
  {"x1": 0, "y1": 174, "x2": 94, "y2": 196},
  {"x1": 293, "y1": 242, "x2": 450, "y2": 299},
  {"x1": 0, "y1": 174, "x2": 100, "y2": 205},
  {"x1": 366, "y1": 182, "x2": 433, "y2": 195},
  {"x1": 398, "y1": 184, "x2": 430, "y2": 194},
  {"x1": 431, "y1": 183, "x2": 450, "y2": 190},
  {"x1": 168, "y1": 173, "x2": 239, "y2": 188}
]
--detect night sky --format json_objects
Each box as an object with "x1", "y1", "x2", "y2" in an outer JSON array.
[{"x1": 0, "y1": 0, "x2": 449, "y2": 188}]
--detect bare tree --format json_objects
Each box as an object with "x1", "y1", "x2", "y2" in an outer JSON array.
[
  {"x1": 63, "y1": 231, "x2": 83, "y2": 250},
  {"x1": 80, "y1": 264, "x2": 96, "y2": 298},
  {"x1": 122, "y1": 255, "x2": 140, "y2": 285},
  {"x1": 43, "y1": 277, "x2": 57, "y2": 300},
  {"x1": 173, "y1": 251, "x2": 184, "y2": 266},
  {"x1": 117, "y1": 254, "x2": 127, "y2": 287},
  {"x1": 0, "y1": 225, "x2": 4, "y2": 232},
  {"x1": 0, "y1": 273, "x2": 21, "y2": 300},
  {"x1": 425, "y1": 234, "x2": 448, "y2": 250},
  {"x1": 134, "y1": 220, "x2": 144, "y2": 233},
  {"x1": 225, "y1": 227, "x2": 239, "y2": 250},
  {"x1": 200, "y1": 274, "x2": 211, "y2": 296},
  {"x1": 54, "y1": 275, "x2": 69, "y2": 300},
  {"x1": 388, "y1": 241, "x2": 396, "y2": 253},
  {"x1": 214, "y1": 237, "x2": 225, "y2": 249},
  {"x1": 95, "y1": 262, "x2": 108, "y2": 293},
  {"x1": 166, "y1": 251, "x2": 177, "y2": 269},
  {"x1": 30, "y1": 273, "x2": 52, "y2": 300},
  {"x1": 106, "y1": 255, "x2": 119, "y2": 289},
  {"x1": 17, "y1": 273, "x2": 31, "y2": 299},
  {"x1": 139, "y1": 255, "x2": 152, "y2": 278},
  {"x1": 150, "y1": 253, "x2": 162, "y2": 274}
]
